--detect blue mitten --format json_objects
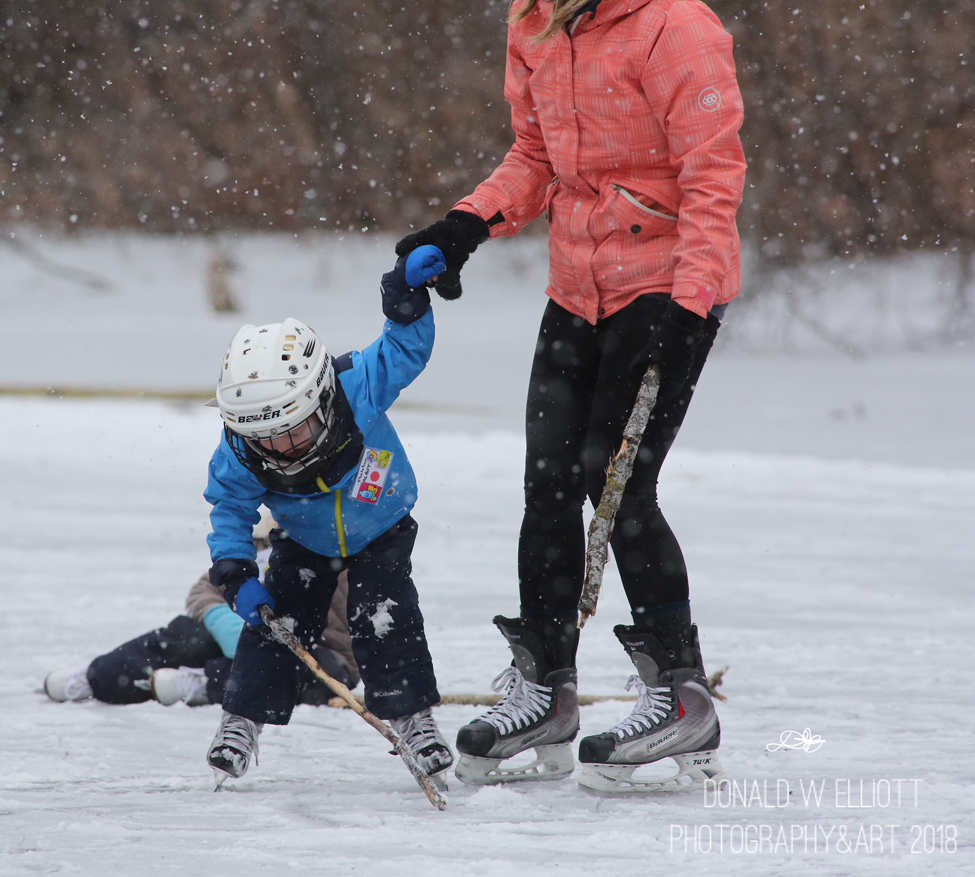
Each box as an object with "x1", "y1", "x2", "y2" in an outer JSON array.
[
  {"x1": 405, "y1": 244, "x2": 447, "y2": 288},
  {"x1": 232, "y1": 577, "x2": 276, "y2": 626},
  {"x1": 381, "y1": 246, "x2": 445, "y2": 325}
]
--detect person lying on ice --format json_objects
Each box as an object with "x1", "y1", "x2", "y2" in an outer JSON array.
[
  {"x1": 202, "y1": 245, "x2": 454, "y2": 787},
  {"x1": 43, "y1": 514, "x2": 359, "y2": 708}
]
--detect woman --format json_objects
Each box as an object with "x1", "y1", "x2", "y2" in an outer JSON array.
[{"x1": 398, "y1": 0, "x2": 745, "y2": 795}]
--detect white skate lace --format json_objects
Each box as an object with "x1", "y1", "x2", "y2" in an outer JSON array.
[
  {"x1": 215, "y1": 713, "x2": 261, "y2": 762},
  {"x1": 63, "y1": 671, "x2": 93, "y2": 701},
  {"x1": 391, "y1": 708, "x2": 445, "y2": 754},
  {"x1": 611, "y1": 675, "x2": 673, "y2": 739},
  {"x1": 175, "y1": 667, "x2": 207, "y2": 703},
  {"x1": 479, "y1": 666, "x2": 553, "y2": 735}
]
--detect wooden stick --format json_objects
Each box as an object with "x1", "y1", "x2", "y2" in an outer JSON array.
[
  {"x1": 707, "y1": 665, "x2": 730, "y2": 702},
  {"x1": 578, "y1": 364, "x2": 661, "y2": 628},
  {"x1": 259, "y1": 605, "x2": 446, "y2": 811},
  {"x1": 331, "y1": 687, "x2": 728, "y2": 707},
  {"x1": 329, "y1": 693, "x2": 642, "y2": 708}
]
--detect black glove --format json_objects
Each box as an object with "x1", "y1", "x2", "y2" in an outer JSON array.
[
  {"x1": 380, "y1": 254, "x2": 432, "y2": 325},
  {"x1": 395, "y1": 209, "x2": 491, "y2": 300},
  {"x1": 209, "y1": 557, "x2": 260, "y2": 608},
  {"x1": 629, "y1": 300, "x2": 708, "y2": 402}
]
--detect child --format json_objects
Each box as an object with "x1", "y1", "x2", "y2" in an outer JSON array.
[
  {"x1": 203, "y1": 245, "x2": 453, "y2": 785},
  {"x1": 43, "y1": 516, "x2": 359, "y2": 708}
]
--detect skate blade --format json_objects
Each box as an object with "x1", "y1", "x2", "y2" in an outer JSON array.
[
  {"x1": 429, "y1": 768, "x2": 449, "y2": 792},
  {"x1": 578, "y1": 750, "x2": 724, "y2": 797},
  {"x1": 455, "y1": 743, "x2": 575, "y2": 786},
  {"x1": 212, "y1": 769, "x2": 232, "y2": 792}
]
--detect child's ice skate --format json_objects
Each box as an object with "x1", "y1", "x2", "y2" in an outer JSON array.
[
  {"x1": 207, "y1": 711, "x2": 263, "y2": 789},
  {"x1": 390, "y1": 707, "x2": 454, "y2": 789},
  {"x1": 455, "y1": 616, "x2": 579, "y2": 785},
  {"x1": 578, "y1": 624, "x2": 724, "y2": 796},
  {"x1": 151, "y1": 667, "x2": 209, "y2": 706},
  {"x1": 44, "y1": 667, "x2": 93, "y2": 702}
]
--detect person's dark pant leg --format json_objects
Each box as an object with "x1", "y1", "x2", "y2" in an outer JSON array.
[
  {"x1": 221, "y1": 531, "x2": 338, "y2": 725},
  {"x1": 584, "y1": 295, "x2": 720, "y2": 612},
  {"x1": 518, "y1": 300, "x2": 599, "y2": 616},
  {"x1": 296, "y1": 647, "x2": 356, "y2": 706},
  {"x1": 346, "y1": 516, "x2": 440, "y2": 720},
  {"x1": 517, "y1": 294, "x2": 720, "y2": 620},
  {"x1": 204, "y1": 656, "x2": 233, "y2": 704},
  {"x1": 87, "y1": 615, "x2": 223, "y2": 704}
]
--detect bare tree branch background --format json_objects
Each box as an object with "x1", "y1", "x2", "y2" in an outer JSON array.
[{"x1": 1, "y1": 1, "x2": 972, "y2": 269}]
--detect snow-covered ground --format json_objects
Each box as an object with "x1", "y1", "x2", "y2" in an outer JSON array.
[{"x1": 2, "y1": 232, "x2": 973, "y2": 874}]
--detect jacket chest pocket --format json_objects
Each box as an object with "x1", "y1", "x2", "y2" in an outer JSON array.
[{"x1": 608, "y1": 185, "x2": 679, "y2": 237}]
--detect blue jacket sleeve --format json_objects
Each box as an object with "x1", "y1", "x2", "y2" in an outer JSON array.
[
  {"x1": 204, "y1": 439, "x2": 267, "y2": 564},
  {"x1": 339, "y1": 307, "x2": 435, "y2": 427}
]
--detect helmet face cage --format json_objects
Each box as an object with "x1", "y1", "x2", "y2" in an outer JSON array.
[{"x1": 227, "y1": 383, "x2": 342, "y2": 477}]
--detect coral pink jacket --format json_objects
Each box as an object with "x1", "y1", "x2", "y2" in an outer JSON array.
[{"x1": 454, "y1": 0, "x2": 746, "y2": 321}]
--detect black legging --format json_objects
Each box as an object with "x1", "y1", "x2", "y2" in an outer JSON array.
[{"x1": 518, "y1": 294, "x2": 719, "y2": 620}]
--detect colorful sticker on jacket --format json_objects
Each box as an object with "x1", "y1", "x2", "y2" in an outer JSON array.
[{"x1": 352, "y1": 448, "x2": 393, "y2": 504}]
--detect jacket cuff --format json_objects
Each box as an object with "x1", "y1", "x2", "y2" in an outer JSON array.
[
  {"x1": 671, "y1": 283, "x2": 716, "y2": 318},
  {"x1": 453, "y1": 198, "x2": 513, "y2": 238},
  {"x1": 209, "y1": 558, "x2": 259, "y2": 608},
  {"x1": 445, "y1": 209, "x2": 491, "y2": 248},
  {"x1": 381, "y1": 257, "x2": 431, "y2": 325}
]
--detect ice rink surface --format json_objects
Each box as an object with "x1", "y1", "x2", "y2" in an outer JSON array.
[{"x1": 2, "y1": 233, "x2": 973, "y2": 874}]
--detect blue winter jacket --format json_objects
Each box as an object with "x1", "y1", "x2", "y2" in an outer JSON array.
[{"x1": 205, "y1": 309, "x2": 434, "y2": 563}]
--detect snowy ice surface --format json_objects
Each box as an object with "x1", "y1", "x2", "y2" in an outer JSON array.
[{"x1": 2, "y1": 232, "x2": 974, "y2": 874}]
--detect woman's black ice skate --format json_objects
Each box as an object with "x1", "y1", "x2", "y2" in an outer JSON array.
[
  {"x1": 207, "y1": 711, "x2": 263, "y2": 789},
  {"x1": 455, "y1": 616, "x2": 579, "y2": 785},
  {"x1": 390, "y1": 707, "x2": 454, "y2": 789},
  {"x1": 577, "y1": 625, "x2": 724, "y2": 796}
]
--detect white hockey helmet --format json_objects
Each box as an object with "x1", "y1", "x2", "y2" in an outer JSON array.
[{"x1": 215, "y1": 318, "x2": 340, "y2": 476}]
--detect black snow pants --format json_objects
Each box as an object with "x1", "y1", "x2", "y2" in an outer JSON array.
[
  {"x1": 222, "y1": 515, "x2": 440, "y2": 725},
  {"x1": 518, "y1": 294, "x2": 719, "y2": 623},
  {"x1": 86, "y1": 616, "x2": 226, "y2": 705},
  {"x1": 85, "y1": 620, "x2": 355, "y2": 707}
]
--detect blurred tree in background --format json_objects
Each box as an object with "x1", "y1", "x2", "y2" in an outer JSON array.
[
  {"x1": 0, "y1": 0, "x2": 510, "y2": 233},
  {"x1": 1, "y1": 0, "x2": 973, "y2": 265},
  {"x1": 712, "y1": 1, "x2": 975, "y2": 263}
]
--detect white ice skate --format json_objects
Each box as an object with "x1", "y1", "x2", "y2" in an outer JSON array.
[
  {"x1": 151, "y1": 667, "x2": 209, "y2": 706},
  {"x1": 390, "y1": 707, "x2": 454, "y2": 789},
  {"x1": 207, "y1": 711, "x2": 263, "y2": 789},
  {"x1": 44, "y1": 667, "x2": 93, "y2": 702},
  {"x1": 578, "y1": 624, "x2": 724, "y2": 797}
]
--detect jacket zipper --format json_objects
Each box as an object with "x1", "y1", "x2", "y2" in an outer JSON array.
[
  {"x1": 613, "y1": 185, "x2": 678, "y2": 221},
  {"x1": 316, "y1": 476, "x2": 348, "y2": 558},
  {"x1": 546, "y1": 176, "x2": 560, "y2": 222}
]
